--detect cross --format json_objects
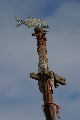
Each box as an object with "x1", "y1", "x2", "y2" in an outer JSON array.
[
  {"x1": 30, "y1": 27, "x2": 66, "y2": 120},
  {"x1": 15, "y1": 17, "x2": 66, "y2": 120}
]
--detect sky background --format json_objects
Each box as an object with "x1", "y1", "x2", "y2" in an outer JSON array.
[{"x1": 0, "y1": 0, "x2": 80, "y2": 120}]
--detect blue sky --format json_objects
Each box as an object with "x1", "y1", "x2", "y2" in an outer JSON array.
[{"x1": 0, "y1": 0, "x2": 80, "y2": 120}]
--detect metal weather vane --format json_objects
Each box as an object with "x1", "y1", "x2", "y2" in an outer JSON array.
[
  {"x1": 15, "y1": 17, "x2": 66, "y2": 120},
  {"x1": 15, "y1": 16, "x2": 49, "y2": 28}
]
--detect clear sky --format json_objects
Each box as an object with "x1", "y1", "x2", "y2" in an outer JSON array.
[{"x1": 0, "y1": 0, "x2": 80, "y2": 120}]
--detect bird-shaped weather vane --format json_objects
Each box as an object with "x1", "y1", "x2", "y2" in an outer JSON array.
[{"x1": 15, "y1": 16, "x2": 66, "y2": 120}]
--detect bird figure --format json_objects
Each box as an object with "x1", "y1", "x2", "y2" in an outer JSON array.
[{"x1": 15, "y1": 16, "x2": 49, "y2": 28}]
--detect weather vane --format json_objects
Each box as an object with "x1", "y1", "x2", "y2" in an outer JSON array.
[
  {"x1": 15, "y1": 16, "x2": 66, "y2": 120},
  {"x1": 15, "y1": 16, "x2": 49, "y2": 28}
]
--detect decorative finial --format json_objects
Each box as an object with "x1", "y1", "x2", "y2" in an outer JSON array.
[{"x1": 15, "y1": 16, "x2": 49, "y2": 28}]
